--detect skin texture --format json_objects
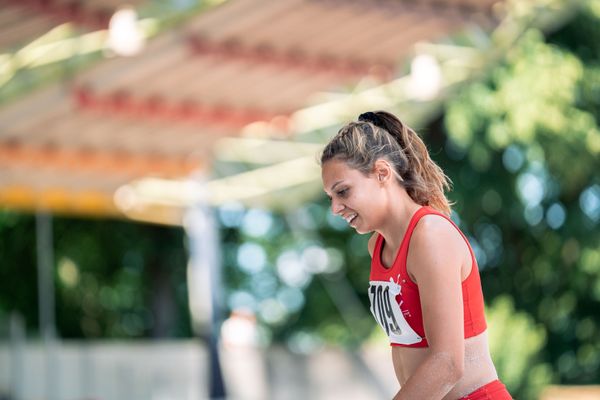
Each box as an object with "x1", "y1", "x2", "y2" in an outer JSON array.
[{"x1": 322, "y1": 158, "x2": 498, "y2": 400}]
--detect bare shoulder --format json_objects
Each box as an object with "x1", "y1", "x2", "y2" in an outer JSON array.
[
  {"x1": 410, "y1": 214, "x2": 462, "y2": 250},
  {"x1": 367, "y1": 232, "x2": 378, "y2": 258},
  {"x1": 409, "y1": 214, "x2": 465, "y2": 272}
]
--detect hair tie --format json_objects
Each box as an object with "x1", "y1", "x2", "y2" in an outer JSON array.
[{"x1": 358, "y1": 111, "x2": 382, "y2": 128}]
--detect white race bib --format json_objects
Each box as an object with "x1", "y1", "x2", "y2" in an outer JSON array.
[{"x1": 368, "y1": 279, "x2": 422, "y2": 345}]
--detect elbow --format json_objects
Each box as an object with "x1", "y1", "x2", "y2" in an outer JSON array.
[
  {"x1": 450, "y1": 359, "x2": 464, "y2": 383},
  {"x1": 432, "y1": 351, "x2": 464, "y2": 384},
  {"x1": 446, "y1": 354, "x2": 464, "y2": 385}
]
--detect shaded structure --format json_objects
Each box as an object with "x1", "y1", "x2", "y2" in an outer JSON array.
[
  {"x1": 0, "y1": 0, "x2": 136, "y2": 49},
  {"x1": 0, "y1": 0, "x2": 501, "y2": 224}
]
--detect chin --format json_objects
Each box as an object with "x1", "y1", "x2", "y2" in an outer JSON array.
[{"x1": 354, "y1": 225, "x2": 370, "y2": 235}]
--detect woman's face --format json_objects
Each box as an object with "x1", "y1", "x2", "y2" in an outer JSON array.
[{"x1": 321, "y1": 159, "x2": 385, "y2": 234}]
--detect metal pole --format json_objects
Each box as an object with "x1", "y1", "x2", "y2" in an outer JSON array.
[
  {"x1": 9, "y1": 312, "x2": 25, "y2": 400},
  {"x1": 36, "y1": 211, "x2": 58, "y2": 400},
  {"x1": 184, "y1": 177, "x2": 226, "y2": 399}
]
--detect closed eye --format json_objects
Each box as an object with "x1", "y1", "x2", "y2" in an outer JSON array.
[{"x1": 325, "y1": 188, "x2": 349, "y2": 201}]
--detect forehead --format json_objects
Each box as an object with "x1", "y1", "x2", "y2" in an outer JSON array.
[{"x1": 321, "y1": 159, "x2": 364, "y2": 188}]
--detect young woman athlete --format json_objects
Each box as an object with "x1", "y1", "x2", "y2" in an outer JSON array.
[{"x1": 320, "y1": 111, "x2": 512, "y2": 400}]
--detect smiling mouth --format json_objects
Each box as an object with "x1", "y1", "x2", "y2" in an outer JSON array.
[{"x1": 344, "y1": 213, "x2": 358, "y2": 225}]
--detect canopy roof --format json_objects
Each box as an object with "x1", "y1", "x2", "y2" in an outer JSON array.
[
  {"x1": 0, "y1": 0, "x2": 501, "y2": 224},
  {"x1": 1, "y1": 0, "x2": 145, "y2": 49}
]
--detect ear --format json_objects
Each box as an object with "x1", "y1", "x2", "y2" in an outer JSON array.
[{"x1": 372, "y1": 159, "x2": 393, "y2": 184}]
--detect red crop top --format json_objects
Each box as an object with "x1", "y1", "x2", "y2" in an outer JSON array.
[{"x1": 368, "y1": 206, "x2": 487, "y2": 348}]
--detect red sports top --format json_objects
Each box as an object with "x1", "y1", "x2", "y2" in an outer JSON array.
[{"x1": 368, "y1": 206, "x2": 487, "y2": 348}]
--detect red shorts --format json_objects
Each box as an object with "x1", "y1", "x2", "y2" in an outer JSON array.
[{"x1": 459, "y1": 380, "x2": 512, "y2": 400}]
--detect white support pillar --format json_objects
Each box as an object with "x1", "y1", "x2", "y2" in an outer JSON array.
[
  {"x1": 184, "y1": 176, "x2": 226, "y2": 399},
  {"x1": 9, "y1": 312, "x2": 25, "y2": 400},
  {"x1": 35, "y1": 211, "x2": 59, "y2": 400}
]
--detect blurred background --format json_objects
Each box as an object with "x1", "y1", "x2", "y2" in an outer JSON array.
[{"x1": 0, "y1": 0, "x2": 599, "y2": 399}]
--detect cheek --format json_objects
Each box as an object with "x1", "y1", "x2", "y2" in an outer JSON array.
[
  {"x1": 368, "y1": 196, "x2": 389, "y2": 222},
  {"x1": 354, "y1": 193, "x2": 385, "y2": 221},
  {"x1": 355, "y1": 185, "x2": 382, "y2": 209}
]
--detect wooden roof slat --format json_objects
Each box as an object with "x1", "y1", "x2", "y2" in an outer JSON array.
[
  {"x1": 118, "y1": 127, "x2": 217, "y2": 160},
  {"x1": 189, "y1": 0, "x2": 304, "y2": 39},
  {"x1": 125, "y1": 56, "x2": 217, "y2": 99},
  {"x1": 243, "y1": 1, "x2": 393, "y2": 53},
  {"x1": 0, "y1": 164, "x2": 135, "y2": 192},
  {"x1": 161, "y1": 130, "x2": 218, "y2": 157},
  {"x1": 84, "y1": 45, "x2": 192, "y2": 95},
  {"x1": 263, "y1": 2, "x2": 390, "y2": 54},
  {"x1": 203, "y1": 63, "x2": 333, "y2": 112},
  {"x1": 10, "y1": 112, "x2": 111, "y2": 151},
  {"x1": 358, "y1": 16, "x2": 460, "y2": 60},
  {"x1": 75, "y1": 32, "x2": 183, "y2": 90},
  {"x1": 262, "y1": 71, "x2": 350, "y2": 111},
  {"x1": 200, "y1": 65, "x2": 295, "y2": 109},
  {"x1": 100, "y1": 115, "x2": 203, "y2": 155},
  {"x1": 7, "y1": 107, "x2": 84, "y2": 147},
  {"x1": 185, "y1": 0, "x2": 266, "y2": 33},
  {"x1": 291, "y1": 4, "x2": 455, "y2": 63},
  {"x1": 167, "y1": 57, "x2": 264, "y2": 103},
  {"x1": 64, "y1": 119, "x2": 153, "y2": 154},
  {"x1": 18, "y1": 106, "x2": 159, "y2": 156},
  {"x1": 51, "y1": 0, "x2": 105, "y2": 13},
  {"x1": 216, "y1": 0, "x2": 332, "y2": 47},
  {"x1": 71, "y1": 114, "x2": 158, "y2": 152},
  {"x1": 0, "y1": 14, "x2": 58, "y2": 49},
  {"x1": 33, "y1": 106, "x2": 227, "y2": 158},
  {"x1": 76, "y1": 0, "x2": 144, "y2": 11},
  {"x1": 430, "y1": 0, "x2": 496, "y2": 11},
  {"x1": 2, "y1": 163, "x2": 136, "y2": 191},
  {"x1": 303, "y1": 8, "x2": 421, "y2": 57},
  {"x1": 4, "y1": 100, "x2": 226, "y2": 162},
  {"x1": 177, "y1": 61, "x2": 303, "y2": 112},
  {"x1": 0, "y1": 86, "x2": 73, "y2": 134},
  {"x1": 0, "y1": 5, "x2": 29, "y2": 31}
]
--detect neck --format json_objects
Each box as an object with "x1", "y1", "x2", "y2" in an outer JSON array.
[{"x1": 377, "y1": 187, "x2": 422, "y2": 252}]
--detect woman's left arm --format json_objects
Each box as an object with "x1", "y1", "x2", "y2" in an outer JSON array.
[{"x1": 393, "y1": 215, "x2": 466, "y2": 400}]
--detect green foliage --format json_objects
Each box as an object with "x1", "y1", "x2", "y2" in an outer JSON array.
[
  {"x1": 0, "y1": 211, "x2": 191, "y2": 339},
  {"x1": 218, "y1": 204, "x2": 375, "y2": 348},
  {"x1": 487, "y1": 296, "x2": 552, "y2": 399},
  {"x1": 442, "y1": 3, "x2": 600, "y2": 389},
  {"x1": 0, "y1": 212, "x2": 38, "y2": 328}
]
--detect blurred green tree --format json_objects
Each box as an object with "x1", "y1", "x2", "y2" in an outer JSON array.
[
  {"x1": 487, "y1": 296, "x2": 552, "y2": 399},
  {"x1": 0, "y1": 212, "x2": 191, "y2": 339},
  {"x1": 442, "y1": 2, "x2": 600, "y2": 388}
]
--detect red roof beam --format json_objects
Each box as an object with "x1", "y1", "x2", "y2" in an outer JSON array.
[
  {"x1": 73, "y1": 86, "x2": 292, "y2": 130},
  {"x1": 187, "y1": 36, "x2": 394, "y2": 81},
  {"x1": 0, "y1": 142, "x2": 201, "y2": 177}
]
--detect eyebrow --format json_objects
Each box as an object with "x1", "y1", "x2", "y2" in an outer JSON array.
[{"x1": 327, "y1": 180, "x2": 344, "y2": 193}]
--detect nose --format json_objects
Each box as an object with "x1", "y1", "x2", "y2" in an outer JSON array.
[{"x1": 331, "y1": 199, "x2": 345, "y2": 215}]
